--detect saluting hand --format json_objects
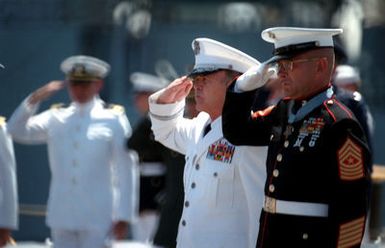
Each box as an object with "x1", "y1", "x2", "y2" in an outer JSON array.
[
  {"x1": 112, "y1": 221, "x2": 128, "y2": 240},
  {"x1": 0, "y1": 228, "x2": 14, "y2": 247},
  {"x1": 235, "y1": 62, "x2": 276, "y2": 92},
  {"x1": 157, "y1": 76, "x2": 193, "y2": 104},
  {"x1": 29, "y1": 80, "x2": 65, "y2": 105}
]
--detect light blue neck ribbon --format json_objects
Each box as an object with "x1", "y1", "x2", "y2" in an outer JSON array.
[{"x1": 288, "y1": 86, "x2": 334, "y2": 124}]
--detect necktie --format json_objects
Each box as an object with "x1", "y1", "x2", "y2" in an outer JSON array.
[{"x1": 203, "y1": 123, "x2": 211, "y2": 137}]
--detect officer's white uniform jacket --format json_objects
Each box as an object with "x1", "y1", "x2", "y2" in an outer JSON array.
[
  {"x1": 0, "y1": 120, "x2": 18, "y2": 230},
  {"x1": 149, "y1": 92, "x2": 267, "y2": 248},
  {"x1": 8, "y1": 96, "x2": 137, "y2": 230}
]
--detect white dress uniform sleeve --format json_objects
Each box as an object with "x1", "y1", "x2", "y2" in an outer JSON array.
[
  {"x1": 121, "y1": 149, "x2": 139, "y2": 222},
  {"x1": 148, "y1": 90, "x2": 194, "y2": 155},
  {"x1": 0, "y1": 123, "x2": 18, "y2": 229},
  {"x1": 7, "y1": 96, "x2": 50, "y2": 144},
  {"x1": 111, "y1": 113, "x2": 138, "y2": 222}
]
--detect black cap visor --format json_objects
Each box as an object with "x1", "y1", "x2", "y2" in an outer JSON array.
[
  {"x1": 187, "y1": 67, "x2": 221, "y2": 78},
  {"x1": 266, "y1": 41, "x2": 331, "y2": 64},
  {"x1": 265, "y1": 54, "x2": 291, "y2": 65}
]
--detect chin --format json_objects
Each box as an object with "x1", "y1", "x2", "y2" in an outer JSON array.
[{"x1": 282, "y1": 89, "x2": 291, "y2": 97}]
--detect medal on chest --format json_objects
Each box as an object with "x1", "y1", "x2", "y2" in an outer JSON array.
[
  {"x1": 283, "y1": 125, "x2": 293, "y2": 139},
  {"x1": 206, "y1": 138, "x2": 236, "y2": 164},
  {"x1": 293, "y1": 117, "x2": 325, "y2": 148}
]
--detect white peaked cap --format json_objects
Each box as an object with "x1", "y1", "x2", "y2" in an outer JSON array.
[
  {"x1": 190, "y1": 37, "x2": 260, "y2": 75},
  {"x1": 261, "y1": 27, "x2": 343, "y2": 62},
  {"x1": 334, "y1": 65, "x2": 361, "y2": 86},
  {"x1": 130, "y1": 72, "x2": 168, "y2": 93},
  {"x1": 61, "y1": 55, "x2": 110, "y2": 80}
]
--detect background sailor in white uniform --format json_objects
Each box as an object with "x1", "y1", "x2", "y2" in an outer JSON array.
[
  {"x1": 7, "y1": 55, "x2": 138, "y2": 248},
  {"x1": 0, "y1": 116, "x2": 18, "y2": 248}
]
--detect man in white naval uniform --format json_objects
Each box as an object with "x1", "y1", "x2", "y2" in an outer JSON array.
[
  {"x1": 0, "y1": 117, "x2": 18, "y2": 247},
  {"x1": 8, "y1": 55, "x2": 137, "y2": 248},
  {"x1": 148, "y1": 38, "x2": 268, "y2": 248}
]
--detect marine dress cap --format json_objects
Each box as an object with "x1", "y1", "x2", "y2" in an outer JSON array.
[
  {"x1": 130, "y1": 72, "x2": 168, "y2": 93},
  {"x1": 189, "y1": 37, "x2": 260, "y2": 76},
  {"x1": 262, "y1": 27, "x2": 343, "y2": 63},
  {"x1": 334, "y1": 65, "x2": 361, "y2": 87},
  {"x1": 61, "y1": 55, "x2": 110, "y2": 82}
]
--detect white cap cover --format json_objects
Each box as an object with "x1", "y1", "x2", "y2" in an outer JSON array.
[
  {"x1": 261, "y1": 27, "x2": 343, "y2": 63},
  {"x1": 334, "y1": 65, "x2": 361, "y2": 86},
  {"x1": 190, "y1": 37, "x2": 260, "y2": 75},
  {"x1": 61, "y1": 55, "x2": 110, "y2": 81},
  {"x1": 130, "y1": 72, "x2": 168, "y2": 93}
]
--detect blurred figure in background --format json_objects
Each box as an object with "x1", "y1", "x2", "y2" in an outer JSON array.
[
  {"x1": 7, "y1": 55, "x2": 137, "y2": 248},
  {"x1": 333, "y1": 40, "x2": 378, "y2": 244},
  {"x1": 332, "y1": 43, "x2": 375, "y2": 159},
  {"x1": 0, "y1": 117, "x2": 18, "y2": 248},
  {"x1": 333, "y1": 65, "x2": 374, "y2": 152},
  {"x1": 127, "y1": 72, "x2": 186, "y2": 247},
  {"x1": 334, "y1": 64, "x2": 361, "y2": 93}
]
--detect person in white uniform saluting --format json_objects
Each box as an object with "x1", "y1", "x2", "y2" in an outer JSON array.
[
  {"x1": 0, "y1": 116, "x2": 18, "y2": 248},
  {"x1": 7, "y1": 55, "x2": 138, "y2": 248},
  {"x1": 148, "y1": 38, "x2": 268, "y2": 248}
]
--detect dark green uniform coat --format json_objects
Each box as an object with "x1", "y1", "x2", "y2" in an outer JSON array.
[{"x1": 222, "y1": 86, "x2": 371, "y2": 248}]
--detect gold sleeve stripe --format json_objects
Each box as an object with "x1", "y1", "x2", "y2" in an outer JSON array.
[
  {"x1": 337, "y1": 216, "x2": 365, "y2": 248},
  {"x1": 338, "y1": 138, "x2": 364, "y2": 181}
]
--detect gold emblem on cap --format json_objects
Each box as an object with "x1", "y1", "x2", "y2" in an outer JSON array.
[
  {"x1": 68, "y1": 63, "x2": 99, "y2": 81},
  {"x1": 193, "y1": 40, "x2": 200, "y2": 55},
  {"x1": 70, "y1": 64, "x2": 87, "y2": 77}
]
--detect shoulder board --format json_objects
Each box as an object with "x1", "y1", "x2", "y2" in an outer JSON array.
[
  {"x1": 50, "y1": 103, "x2": 66, "y2": 109},
  {"x1": 106, "y1": 104, "x2": 125, "y2": 115},
  {"x1": 323, "y1": 98, "x2": 354, "y2": 122},
  {"x1": 353, "y1": 91, "x2": 362, "y2": 102},
  {"x1": 0, "y1": 116, "x2": 6, "y2": 126}
]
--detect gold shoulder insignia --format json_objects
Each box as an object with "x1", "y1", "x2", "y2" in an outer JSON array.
[
  {"x1": 107, "y1": 104, "x2": 125, "y2": 115},
  {"x1": 0, "y1": 116, "x2": 6, "y2": 126},
  {"x1": 353, "y1": 91, "x2": 362, "y2": 102},
  {"x1": 50, "y1": 103, "x2": 65, "y2": 109}
]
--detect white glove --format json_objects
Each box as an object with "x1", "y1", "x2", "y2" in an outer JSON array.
[{"x1": 234, "y1": 62, "x2": 276, "y2": 92}]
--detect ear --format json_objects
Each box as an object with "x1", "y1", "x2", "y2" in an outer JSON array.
[
  {"x1": 95, "y1": 80, "x2": 104, "y2": 92},
  {"x1": 316, "y1": 57, "x2": 328, "y2": 73},
  {"x1": 225, "y1": 72, "x2": 240, "y2": 87}
]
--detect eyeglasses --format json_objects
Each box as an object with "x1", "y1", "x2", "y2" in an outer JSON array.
[{"x1": 275, "y1": 57, "x2": 325, "y2": 72}]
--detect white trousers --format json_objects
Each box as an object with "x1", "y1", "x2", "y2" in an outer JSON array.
[{"x1": 52, "y1": 228, "x2": 112, "y2": 248}]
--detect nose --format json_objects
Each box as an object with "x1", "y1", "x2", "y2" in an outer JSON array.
[{"x1": 276, "y1": 65, "x2": 288, "y2": 77}]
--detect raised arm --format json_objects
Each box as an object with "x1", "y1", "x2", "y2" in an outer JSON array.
[{"x1": 7, "y1": 81, "x2": 65, "y2": 144}]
